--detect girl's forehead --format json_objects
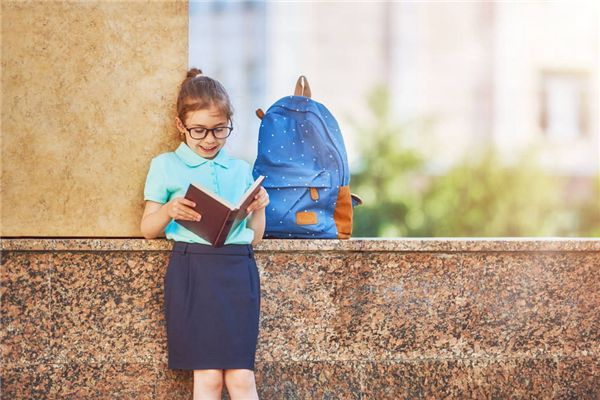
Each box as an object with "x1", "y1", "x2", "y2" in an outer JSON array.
[{"x1": 185, "y1": 107, "x2": 228, "y2": 126}]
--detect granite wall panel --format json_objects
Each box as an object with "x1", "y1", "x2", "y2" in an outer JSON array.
[
  {"x1": 1, "y1": 239, "x2": 599, "y2": 399},
  {"x1": 1, "y1": 252, "x2": 54, "y2": 365}
]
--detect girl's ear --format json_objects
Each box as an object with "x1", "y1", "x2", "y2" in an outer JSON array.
[
  {"x1": 175, "y1": 116, "x2": 184, "y2": 131},
  {"x1": 175, "y1": 117, "x2": 187, "y2": 142}
]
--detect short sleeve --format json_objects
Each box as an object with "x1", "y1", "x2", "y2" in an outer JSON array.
[{"x1": 144, "y1": 157, "x2": 169, "y2": 203}]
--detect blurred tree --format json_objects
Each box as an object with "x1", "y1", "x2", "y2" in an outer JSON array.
[
  {"x1": 350, "y1": 86, "x2": 596, "y2": 237},
  {"x1": 350, "y1": 86, "x2": 425, "y2": 237},
  {"x1": 574, "y1": 174, "x2": 600, "y2": 236},
  {"x1": 419, "y1": 146, "x2": 567, "y2": 236}
]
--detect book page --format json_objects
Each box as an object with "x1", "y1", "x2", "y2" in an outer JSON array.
[
  {"x1": 236, "y1": 175, "x2": 265, "y2": 209},
  {"x1": 190, "y1": 182, "x2": 235, "y2": 209}
]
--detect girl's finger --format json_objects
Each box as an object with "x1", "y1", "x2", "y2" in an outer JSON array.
[
  {"x1": 183, "y1": 212, "x2": 200, "y2": 221},
  {"x1": 182, "y1": 199, "x2": 196, "y2": 208},
  {"x1": 183, "y1": 209, "x2": 201, "y2": 221},
  {"x1": 173, "y1": 204, "x2": 200, "y2": 221},
  {"x1": 182, "y1": 206, "x2": 200, "y2": 219}
]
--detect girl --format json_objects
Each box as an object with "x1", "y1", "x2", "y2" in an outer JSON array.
[{"x1": 140, "y1": 68, "x2": 268, "y2": 400}]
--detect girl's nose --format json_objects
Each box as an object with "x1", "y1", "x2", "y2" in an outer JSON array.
[{"x1": 204, "y1": 130, "x2": 219, "y2": 141}]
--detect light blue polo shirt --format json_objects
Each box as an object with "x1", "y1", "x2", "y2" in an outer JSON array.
[{"x1": 144, "y1": 142, "x2": 256, "y2": 244}]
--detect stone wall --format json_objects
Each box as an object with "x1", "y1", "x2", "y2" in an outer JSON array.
[
  {"x1": 2, "y1": 238, "x2": 598, "y2": 398},
  {"x1": 1, "y1": 1, "x2": 187, "y2": 236}
]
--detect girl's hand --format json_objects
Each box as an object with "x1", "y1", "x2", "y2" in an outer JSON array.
[
  {"x1": 246, "y1": 187, "x2": 269, "y2": 214},
  {"x1": 165, "y1": 197, "x2": 202, "y2": 221}
]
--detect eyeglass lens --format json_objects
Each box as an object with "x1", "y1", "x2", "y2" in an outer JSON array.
[{"x1": 188, "y1": 126, "x2": 232, "y2": 139}]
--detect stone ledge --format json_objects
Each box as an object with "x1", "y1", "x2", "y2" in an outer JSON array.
[
  {"x1": 1, "y1": 237, "x2": 600, "y2": 252},
  {"x1": 2, "y1": 237, "x2": 598, "y2": 398}
]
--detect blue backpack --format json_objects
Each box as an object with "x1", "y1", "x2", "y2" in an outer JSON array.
[{"x1": 253, "y1": 76, "x2": 362, "y2": 239}]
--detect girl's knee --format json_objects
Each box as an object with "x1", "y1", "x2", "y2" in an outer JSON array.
[
  {"x1": 194, "y1": 369, "x2": 224, "y2": 390},
  {"x1": 224, "y1": 369, "x2": 255, "y2": 388}
]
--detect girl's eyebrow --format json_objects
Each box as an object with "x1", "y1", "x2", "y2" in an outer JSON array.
[{"x1": 188, "y1": 121, "x2": 228, "y2": 128}]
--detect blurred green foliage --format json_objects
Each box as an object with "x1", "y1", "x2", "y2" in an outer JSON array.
[
  {"x1": 576, "y1": 174, "x2": 600, "y2": 236},
  {"x1": 350, "y1": 86, "x2": 600, "y2": 237}
]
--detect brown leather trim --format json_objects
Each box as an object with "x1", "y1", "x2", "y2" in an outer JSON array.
[
  {"x1": 310, "y1": 187, "x2": 319, "y2": 201},
  {"x1": 334, "y1": 186, "x2": 352, "y2": 239},
  {"x1": 294, "y1": 75, "x2": 312, "y2": 98},
  {"x1": 296, "y1": 211, "x2": 318, "y2": 225},
  {"x1": 351, "y1": 193, "x2": 364, "y2": 206}
]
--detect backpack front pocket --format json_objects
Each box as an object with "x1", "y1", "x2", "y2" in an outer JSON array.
[{"x1": 262, "y1": 169, "x2": 336, "y2": 237}]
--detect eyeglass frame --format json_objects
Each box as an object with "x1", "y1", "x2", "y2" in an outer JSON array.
[{"x1": 182, "y1": 120, "x2": 234, "y2": 140}]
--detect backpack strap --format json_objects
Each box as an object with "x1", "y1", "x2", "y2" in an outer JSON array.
[
  {"x1": 351, "y1": 193, "x2": 364, "y2": 206},
  {"x1": 255, "y1": 76, "x2": 312, "y2": 120},
  {"x1": 294, "y1": 75, "x2": 312, "y2": 98}
]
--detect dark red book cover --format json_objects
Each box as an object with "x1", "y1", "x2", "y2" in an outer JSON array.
[{"x1": 175, "y1": 176, "x2": 265, "y2": 247}]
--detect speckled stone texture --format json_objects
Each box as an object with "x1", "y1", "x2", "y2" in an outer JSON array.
[{"x1": 1, "y1": 238, "x2": 599, "y2": 399}]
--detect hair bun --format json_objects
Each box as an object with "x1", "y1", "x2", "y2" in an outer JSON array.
[{"x1": 186, "y1": 68, "x2": 203, "y2": 79}]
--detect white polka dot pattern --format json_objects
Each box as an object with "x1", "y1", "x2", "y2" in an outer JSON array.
[{"x1": 252, "y1": 92, "x2": 353, "y2": 238}]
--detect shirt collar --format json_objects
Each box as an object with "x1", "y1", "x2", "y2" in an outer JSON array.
[{"x1": 174, "y1": 142, "x2": 230, "y2": 168}]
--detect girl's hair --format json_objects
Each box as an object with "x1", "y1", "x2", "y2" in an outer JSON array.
[{"x1": 176, "y1": 68, "x2": 234, "y2": 124}]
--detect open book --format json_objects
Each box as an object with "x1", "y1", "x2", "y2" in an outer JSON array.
[{"x1": 175, "y1": 175, "x2": 265, "y2": 247}]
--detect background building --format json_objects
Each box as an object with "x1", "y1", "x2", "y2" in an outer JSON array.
[{"x1": 190, "y1": 0, "x2": 598, "y2": 178}]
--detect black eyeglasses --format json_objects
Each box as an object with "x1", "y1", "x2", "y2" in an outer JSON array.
[{"x1": 184, "y1": 122, "x2": 233, "y2": 140}]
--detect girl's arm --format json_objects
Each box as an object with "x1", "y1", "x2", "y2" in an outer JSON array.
[
  {"x1": 140, "y1": 201, "x2": 170, "y2": 239},
  {"x1": 247, "y1": 208, "x2": 266, "y2": 246},
  {"x1": 245, "y1": 187, "x2": 269, "y2": 246},
  {"x1": 140, "y1": 198, "x2": 201, "y2": 239}
]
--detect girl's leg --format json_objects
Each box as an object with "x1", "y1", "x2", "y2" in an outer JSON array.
[
  {"x1": 193, "y1": 369, "x2": 224, "y2": 400},
  {"x1": 223, "y1": 369, "x2": 259, "y2": 400}
]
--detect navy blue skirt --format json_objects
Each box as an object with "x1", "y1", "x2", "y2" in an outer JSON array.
[{"x1": 164, "y1": 241, "x2": 261, "y2": 370}]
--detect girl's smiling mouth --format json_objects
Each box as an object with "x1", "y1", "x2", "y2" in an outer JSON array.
[{"x1": 198, "y1": 144, "x2": 220, "y2": 157}]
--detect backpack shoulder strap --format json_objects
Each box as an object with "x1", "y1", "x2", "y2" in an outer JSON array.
[{"x1": 256, "y1": 75, "x2": 312, "y2": 120}]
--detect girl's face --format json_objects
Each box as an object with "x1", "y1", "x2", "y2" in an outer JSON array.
[{"x1": 176, "y1": 105, "x2": 229, "y2": 160}]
